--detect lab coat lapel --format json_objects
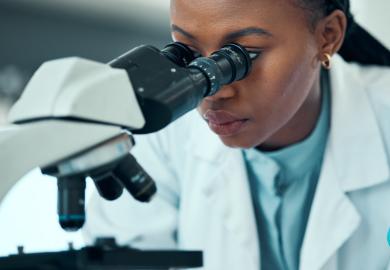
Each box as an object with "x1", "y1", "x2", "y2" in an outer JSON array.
[
  {"x1": 300, "y1": 56, "x2": 390, "y2": 270},
  {"x1": 218, "y1": 149, "x2": 260, "y2": 270},
  {"x1": 299, "y1": 149, "x2": 361, "y2": 270},
  {"x1": 189, "y1": 117, "x2": 260, "y2": 270}
]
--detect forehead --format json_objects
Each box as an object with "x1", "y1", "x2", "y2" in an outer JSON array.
[{"x1": 170, "y1": 0, "x2": 307, "y2": 38}]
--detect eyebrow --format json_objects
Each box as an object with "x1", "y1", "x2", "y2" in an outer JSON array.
[
  {"x1": 171, "y1": 24, "x2": 272, "y2": 42},
  {"x1": 171, "y1": 24, "x2": 196, "y2": 40},
  {"x1": 225, "y1": 27, "x2": 273, "y2": 40}
]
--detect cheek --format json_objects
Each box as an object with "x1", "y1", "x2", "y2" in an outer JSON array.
[
  {"x1": 247, "y1": 42, "x2": 318, "y2": 117},
  {"x1": 228, "y1": 48, "x2": 318, "y2": 145},
  {"x1": 262, "y1": 48, "x2": 315, "y2": 92}
]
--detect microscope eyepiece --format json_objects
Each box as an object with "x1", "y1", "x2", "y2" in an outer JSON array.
[{"x1": 188, "y1": 43, "x2": 252, "y2": 96}]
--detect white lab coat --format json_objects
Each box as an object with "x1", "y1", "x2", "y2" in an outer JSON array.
[{"x1": 83, "y1": 54, "x2": 390, "y2": 270}]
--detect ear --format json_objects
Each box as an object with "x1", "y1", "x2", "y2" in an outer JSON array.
[{"x1": 315, "y1": 10, "x2": 347, "y2": 56}]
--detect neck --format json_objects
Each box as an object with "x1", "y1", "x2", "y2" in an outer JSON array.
[{"x1": 258, "y1": 71, "x2": 323, "y2": 152}]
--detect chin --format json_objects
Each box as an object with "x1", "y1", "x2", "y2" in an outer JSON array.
[{"x1": 218, "y1": 135, "x2": 259, "y2": 149}]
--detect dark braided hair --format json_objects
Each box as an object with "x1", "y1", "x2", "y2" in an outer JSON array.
[{"x1": 299, "y1": 0, "x2": 390, "y2": 66}]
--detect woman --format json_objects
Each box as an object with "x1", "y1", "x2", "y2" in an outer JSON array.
[{"x1": 83, "y1": 0, "x2": 390, "y2": 269}]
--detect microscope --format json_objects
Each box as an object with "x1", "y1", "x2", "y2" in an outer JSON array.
[{"x1": 0, "y1": 41, "x2": 255, "y2": 269}]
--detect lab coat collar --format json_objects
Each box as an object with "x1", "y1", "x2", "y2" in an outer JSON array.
[{"x1": 326, "y1": 55, "x2": 390, "y2": 191}]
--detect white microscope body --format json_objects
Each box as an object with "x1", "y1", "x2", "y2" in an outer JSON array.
[{"x1": 0, "y1": 57, "x2": 144, "y2": 204}]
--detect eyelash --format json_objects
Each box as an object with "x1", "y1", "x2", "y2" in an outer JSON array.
[
  {"x1": 188, "y1": 48, "x2": 263, "y2": 61},
  {"x1": 246, "y1": 50, "x2": 263, "y2": 61}
]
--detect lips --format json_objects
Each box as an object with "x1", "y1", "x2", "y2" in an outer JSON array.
[{"x1": 203, "y1": 110, "x2": 248, "y2": 136}]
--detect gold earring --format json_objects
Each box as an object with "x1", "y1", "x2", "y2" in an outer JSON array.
[{"x1": 321, "y1": 53, "x2": 332, "y2": 70}]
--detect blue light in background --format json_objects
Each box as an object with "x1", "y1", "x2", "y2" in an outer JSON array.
[{"x1": 387, "y1": 228, "x2": 390, "y2": 246}]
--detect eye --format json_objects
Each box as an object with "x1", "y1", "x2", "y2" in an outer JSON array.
[
  {"x1": 232, "y1": 43, "x2": 263, "y2": 61},
  {"x1": 245, "y1": 49, "x2": 263, "y2": 61}
]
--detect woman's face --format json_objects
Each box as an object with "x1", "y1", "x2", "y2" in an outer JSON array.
[{"x1": 170, "y1": 0, "x2": 322, "y2": 149}]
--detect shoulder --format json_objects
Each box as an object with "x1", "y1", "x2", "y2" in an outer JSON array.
[
  {"x1": 340, "y1": 58, "x2": 390, "y2": 169},
  {"x1": 332, "y1": 55, "x2": 390, "y2": 135},
  {"x1": 133, "y1": 110, "x2": 207, "y2": 153},
  {"x1": 330, "y1": 56, "x2": 390, "y2": 169},
  {"x1": 132, "y1": 109, "x2": 219, "y2": 168},
  {"x1": 132, "y1": 108, "x2": 228, "y2": 179},
  {"x1": 333, "y1": 55, "x2": 390, "y2": 102}
]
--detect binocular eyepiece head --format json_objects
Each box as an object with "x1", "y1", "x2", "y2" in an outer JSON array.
[{"x1": 162, "y1": 42, "x2": 255, "y2": 96}]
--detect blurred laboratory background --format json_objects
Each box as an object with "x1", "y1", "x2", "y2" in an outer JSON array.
[
  {"x1": 0, "y1": 0, "x2": 171, "y2": 125},
  {"x1": 0, "y1": 0, "x2": 389, "y2": 257}
]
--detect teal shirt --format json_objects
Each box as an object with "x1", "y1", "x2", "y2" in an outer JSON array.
[{"x1": 243, "y1": 71, "x2": 331, "y2": 270}]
